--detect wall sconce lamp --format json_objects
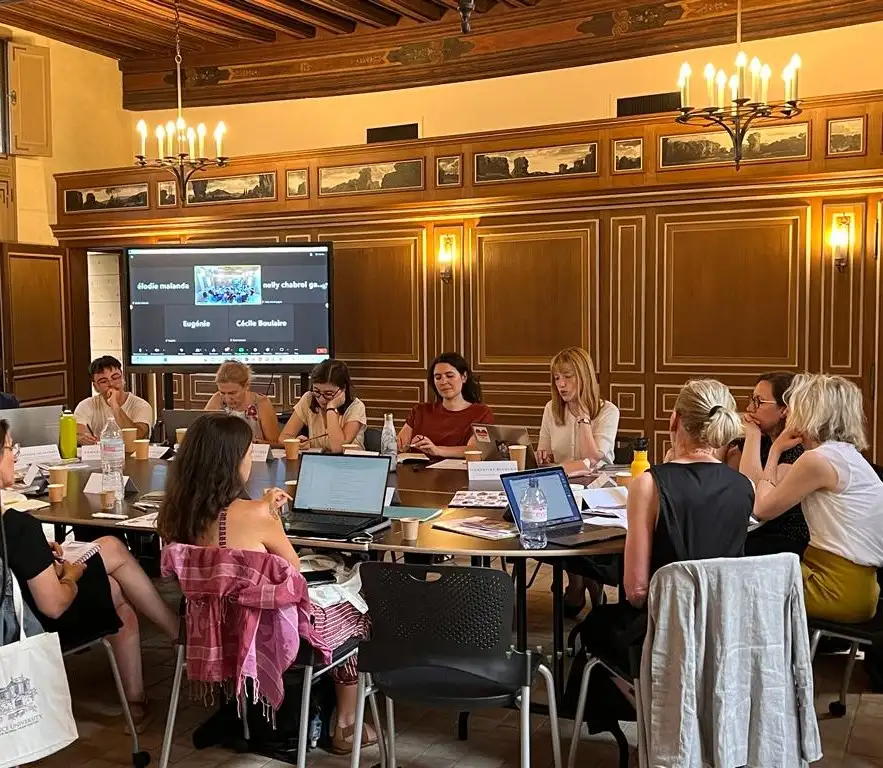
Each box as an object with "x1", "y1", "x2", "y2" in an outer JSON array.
[
  {"x1": 438, "y1": 234, "x2": 456, "y2": 284},
  {"x1": 829, "y1": 214, "x2": 851, "y2": 273}
]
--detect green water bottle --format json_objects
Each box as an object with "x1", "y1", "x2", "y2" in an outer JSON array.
[{"x1": 59, "y1": 409, "x2": 78, "y2": 459}]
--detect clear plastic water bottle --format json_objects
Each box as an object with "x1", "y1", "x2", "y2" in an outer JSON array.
[
  {"x1": 100, "y1": 416, "x2": 126, "y2": 506},
  {"x1": 519, "y1": 477, "x2": 548, "y2": 549},
  {"x1": 380, "y1": 413, "x2": 397, "y2": 464}
]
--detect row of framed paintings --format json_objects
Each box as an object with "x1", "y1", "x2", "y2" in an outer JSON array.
[{"x1": 62, "y1": 116, "x2": 871, "y2": 213}]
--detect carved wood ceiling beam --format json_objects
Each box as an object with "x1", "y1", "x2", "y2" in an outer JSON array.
[
  {"x1": 120, "y1": 0, "x2": 278, "y2": 44},
  {"x1": 298, "y1": 0, "x2": 400, "y2": 27},
  {"x1": 370, "y1": 0, "x2": 446, "y2": 22},
  {"x1": 186, "y1": 0, "x2": 317, "y2": 39},
  {"x1": 245, "y1": 0, "x2": 357, "y2": 35}
]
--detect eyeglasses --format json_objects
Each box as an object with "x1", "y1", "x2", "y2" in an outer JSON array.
[
  {"x1": 747, "y1": 395, "x2": 778, "y2": 409},
  {"x1": 3, "y1": 443, "x2": 19, "y2": 460},
  {"x1": 311, "y1": 387, "x2": 339, "y2": 400},
  {"x1": 96, "y1": 372, "x2": 123, "y2": 386}
]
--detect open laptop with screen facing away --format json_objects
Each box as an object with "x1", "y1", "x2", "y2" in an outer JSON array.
[
  {"x1": 286, "y1": 453, "x2": 392, "y2": 539},
  {"x1": 501, "y1": 466, "x2": 626, "y2": 547},
  {"x1": 472, "y1": 424, "x2": 538, "y2": 469},
  {"x1": 0, "y1": 405, "x2": 62, "y2": 447},
  {"x1": 161, "y1": 410, "x2": 206, "y2": 444}
]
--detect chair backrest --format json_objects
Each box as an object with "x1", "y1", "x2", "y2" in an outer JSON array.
[
  {"x1": 613, "y1": 434, "x2": 635, "y2": 465},
  {"x1": 358, "y1": 562, "x2": 514, "y2": 671},
  {"x1": 364, "y1": 426, "x2": 382, "y2": 453}
]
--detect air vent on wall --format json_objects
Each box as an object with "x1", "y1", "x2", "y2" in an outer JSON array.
[
  {"x1": 617, "y1": 92, "x2": 681, "y2": 118},
  {"x1": 367, "y1": 123, "x2": 419, "y2": 144}
]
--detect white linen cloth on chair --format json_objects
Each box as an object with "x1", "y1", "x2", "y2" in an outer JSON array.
[{"x1": 640, "y1": 553, "x2": 822, "y2": 768}]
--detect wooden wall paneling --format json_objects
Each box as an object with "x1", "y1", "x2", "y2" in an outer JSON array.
[
  {"x1": 0, "y1": 243, "x2": 70, "y2": 405},
  {"x1": 0, "y1": 159, "x2": 16, "y2": 243},
  {"x1": 66, "y1": 247, "x2": 92, "y2": 403},
  {"x1": 318, "y1": 227, "x2": 429, "y2": 426},
  {"x1": 874, "y1": 197, "x2": 883, "y2": 462},
  {"x1": 468, "y1": 220, "x2": 599, "y2": 430}
]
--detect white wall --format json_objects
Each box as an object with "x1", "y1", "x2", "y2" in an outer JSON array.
[
  {"x1": 86, "y1": 251, "x2": 122, "y2": 363},
  {"x1": 128, "y1": 21, "x2": 883, "y2": 157}
]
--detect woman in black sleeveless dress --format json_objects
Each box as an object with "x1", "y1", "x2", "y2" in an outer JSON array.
[
  {"x1": 725, "y1": 371, "x2": 809, "y2": 557},
  {"x1": 565, "y1": 379, "x2": 754, "y2": 732}
]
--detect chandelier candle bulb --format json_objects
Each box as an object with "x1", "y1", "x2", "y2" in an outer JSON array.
[
  {"x1": 165, "y1": 122, "x2": 176, "y2": 157},
  {"x1": 748, "y1": 57, "x2": 761, "y2": 102},
  {"x1": 715, "y1": 69, "x2": 727, "y2": 110},
  {"x1": 155, "y1": 125, "x2": 165, "y2": 158},
  {"x1": 186, "y1": 127, "x2": 196, "y2": 159},
  {"x1": 735, "y1": 51, "x2": 747, "y2": 100},
  {"x1": 728, "y1": 75, "x2": 739, "y2": 114},
  {"x1": 214, "y1": 122, "x2": 226, "y2": 158},
  {"x1": 760, "y1": 64, "x2": 771, "y2": 104},
  {"x1": 176, "y1": 116, "x2": 186, "y2": 154},
  {"x1": 136, "y1": 120, "x2": 147, "y2": 157},
  {"x1": 782, "y1": 67, "x2": 793, "y2": 103},
  {"x1": 197, "y1": 123, "x2": 206, "y2": 158},
  {"x1": 789, "y1": 54, "x2": 801, "y2": 102},
  {"x1": 704, "y1": 63, "x2": 716, "y2": 104},
  {"x1": 678, "y1": 62, "x2": 691, "y2": 106}
]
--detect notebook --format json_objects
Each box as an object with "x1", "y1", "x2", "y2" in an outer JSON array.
[{"x1": 59, "y1": 540, "x2": 101, "y2": 564}]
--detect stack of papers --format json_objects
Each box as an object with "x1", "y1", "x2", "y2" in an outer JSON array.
[
  {"x1": 433, "y1": 516, "x2": 517, "y2": 540},
  {"x1": 119, "y1": 511, "x2": 158, "y2": 529},
  {"x1": 582, "y1": 487, "x2": 627, "y2": 509},
  {"x1": 428, "y1": 459, "x2": 468, "y2": 470}
]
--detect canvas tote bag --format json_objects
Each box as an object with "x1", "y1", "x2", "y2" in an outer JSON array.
[{"x1": 0, "y1": 513, "x2": 77, "y2": 767}]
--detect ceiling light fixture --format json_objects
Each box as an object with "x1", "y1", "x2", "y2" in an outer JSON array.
[
  {"x1": 675, "y1": 0, "x2": 802, "y2": 169},
  {"x1": 458, "y1": 0, "x2": 475, "y2": 33},
  {"x1": 134, "y1": 0, "x2": 228, "y2": 199}
]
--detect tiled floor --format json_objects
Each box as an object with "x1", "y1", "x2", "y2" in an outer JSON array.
[{"x1": 35, "y1": 562, "x2": 883, "y2": 768}]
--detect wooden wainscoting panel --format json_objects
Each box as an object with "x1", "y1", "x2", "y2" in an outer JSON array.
[
  {"x1": 820, "y1": 202, "x2": 866, "y2": 377},
  {"x1": 11, "y1": 372, "x2": 66, "y2": 405},
  {"x1": 608, "y1": 216, "x2": 646, "y2": 375},
  {"x1": 470, "y1": 224, "x2": 599, "y2": 368},
  {"x1": 324, "y1": 231, "x2": 426, "y2": 366},
  {"x1": 7, "y1": 252, "x2": 66, "y2": 366},
  {"x1": 656, "y1": 208, "x2": 807, "y2": 373}
]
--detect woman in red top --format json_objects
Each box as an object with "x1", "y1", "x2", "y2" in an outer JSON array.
[{"x1": 397, "y1": 352, "x2": 494, "y2": 458}]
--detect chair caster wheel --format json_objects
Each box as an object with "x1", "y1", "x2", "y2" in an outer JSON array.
[
  {"x1": 828, "y1": 701, "x2": 847, "y2": 718},
  {"x1": 132, "y1": 750, "x2": 151, "y2": 768}
]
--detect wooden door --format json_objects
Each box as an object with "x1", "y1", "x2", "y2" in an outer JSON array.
[
  {"x1": 0, "y1": 243, "x2": 70, "y2": 405},
  {"x1": 7, "y1": 42, "x2": 53, "y2": 157}
]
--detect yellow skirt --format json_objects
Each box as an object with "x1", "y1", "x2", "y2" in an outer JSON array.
[{"x1": 801, "y1": 545, "x2": 880, "y2": 623}]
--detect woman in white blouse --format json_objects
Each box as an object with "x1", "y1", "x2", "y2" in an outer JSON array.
[
  {"x1": 536, "y1": 347, "x2": 620, "y2": 472},
  {"x1": 537, "y1": 347, "x2": 620, "y2": 616}
]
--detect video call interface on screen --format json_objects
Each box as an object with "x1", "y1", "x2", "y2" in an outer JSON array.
[{"x1": 126, "y1": 245, "x2": 331, "y2": 366}]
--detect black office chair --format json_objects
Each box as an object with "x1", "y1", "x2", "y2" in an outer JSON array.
[
  {"x1": 613, "y1": 434, "x2": 635, "y2": 466},
  {"x1": 350, "y1": 563, "x2": 562, "y2": 768},
  {"x1": 364, "y1": 426, "x2": 382, "y2": 453},
  {"x1": 808, "y1": 567, "x2": 883, "y2": 717}
]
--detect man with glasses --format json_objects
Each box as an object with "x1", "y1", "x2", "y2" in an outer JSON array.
[{"x1": 74, "y1": 356, "x2": 154, "y2": 445}]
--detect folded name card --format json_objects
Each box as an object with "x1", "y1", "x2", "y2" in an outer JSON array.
[
  {"x1": 250, "y1": 443, "x2": 270, "y2": 462},
  {"x1": 16, "y1": 444, "x2": 61, "y2": 470},
  {"x1": 83, "y1": 473, "x2": 138, "y2": 495},
  {"x1": 80, "y1": 444, "x2": 101, "y2": 461},
  {"x1": 467, "y1": 460, "x2": 518, "y2": 484}
]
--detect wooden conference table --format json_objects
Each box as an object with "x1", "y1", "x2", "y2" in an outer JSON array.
[{"x1": 31, "y1": 454, "x2": 625, "y2": 696}]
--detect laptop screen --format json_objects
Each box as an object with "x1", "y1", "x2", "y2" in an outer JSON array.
[
  {"x1": 500, "y1": 467, "x2": 581, "y2": 531},
  {"x1": 294, "y1": 454, "x2": 391, "y2": 515}
]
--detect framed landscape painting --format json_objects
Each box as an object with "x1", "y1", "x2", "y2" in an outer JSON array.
[
  {"x1": 659, "y1": 123, "x2": 809, "y2": 169},
  {"x1": 64, "y1": 183, "x2": 149, "y2": 213},
  {"x1": 827, "y1": 117, "x2": 866, "y2": 157},
  {"x1": 286, "y1": 169, "x2": 309, "y2": 199},
  {"x1": 474, "y1": 142, "x2": 598, "y2": 183},
  {"x1": 436, "y1": 155, "x2": 462, "y2": 187},
  {"x1": 186, "y1": 172, "x2": 276, "y2": 205},
  {"x1": 319, "y1": 159, "x2": 424, "y2": 196},
  {"x1": 613, "y1": 138, "x2": 643, "y2": 173}
]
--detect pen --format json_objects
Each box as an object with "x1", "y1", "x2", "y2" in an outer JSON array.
[{"x1": 92, "y1": 512, "x2": 127, "y2": 520}]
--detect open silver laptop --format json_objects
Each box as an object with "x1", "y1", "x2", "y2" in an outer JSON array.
[
  {"x1": 471, "y1": 423, "x2": 538, "y2": 469},
  {"x1": 0, "y1": 405, "x2": 62, "y2": 447}
]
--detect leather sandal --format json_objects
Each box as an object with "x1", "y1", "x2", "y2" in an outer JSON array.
[
  {"x1": 124, "y1": 698, "x2": 153, "y2": 735},
  {"x1": 330, "y1": 723, "x2": 378, "y2": 755}
]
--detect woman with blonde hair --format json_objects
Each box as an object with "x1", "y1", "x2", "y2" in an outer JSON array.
[
  {"x1": 537, "y1": 347, "x2": 619, "y2": 472},
  {"x1": 741, "y1": 374, "x2": 883, "y2": 622},
  {"x1": 204, "y1": 360, "x2": 280, "y2": 444},
  {"x1": 565, "y1": 378, "x2": 752, "y2": 730},
  {"x1": 537, "y1": 347, "x2": 620, "y2": 615}
]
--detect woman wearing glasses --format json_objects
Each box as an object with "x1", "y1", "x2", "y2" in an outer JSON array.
[
  {"x1": 725, "y1": 371, "x2": 810, "y2": 557},
  {"x1": 205, "y1": 360, "x2": 281, "y2": 444},
  {"x1": 280, "y1": 359, "x2": 366, "y2": 453}
]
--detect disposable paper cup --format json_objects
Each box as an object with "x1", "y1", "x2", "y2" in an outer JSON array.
[
  {"x1": 508, "y1": 444, "x2": 527, "y2": 471},
  {"x1": 569, "y1": 483, "x2": 585, "y2": 508},
  {"x1": 134, "y1": 439, "x2": 150, "y2": 460},
  {"x1": 464, "y1": 451, "x2": 483, "y2": 463},
  {"x1": 284, "y1": 439, "x2": 301, "y2": 460},
  {"x1": 342, "y1": 443, "x2": 360, "y2": 452},
  {"x1": 48, "y1": 483, "x2": 65, "y2": 504},
  {"x1": 101, "y1": 490, "x2": 117, "y2": 510},
  {"x1": 48, "y1": 466, "x2": 69, "y2": 496},
  {"x1": 615, "y1": 472, "x2": 632, "y2": 487},
  {"x1": 121, "y1": 428, "x2": 138, "y2": 453},
  {"x1": 400, "y1": 518, "x2": 420, "y2": 540},
  {"x1": 176, "y1": 428, "x2": 187, "y2": 445}
]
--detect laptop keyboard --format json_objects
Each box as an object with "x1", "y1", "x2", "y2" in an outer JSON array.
[{"x1": 291, "y1": 511, "x2": 370, "y2": 527}]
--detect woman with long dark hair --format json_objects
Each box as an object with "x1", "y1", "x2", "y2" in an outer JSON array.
[
  {"x1": 279, "y1": 359, "x2": 366, "y2": 453},
  {"x1": 396, "y1": 352, "x2": 494, "y2": 458},
  {"x1": 157, "y1": 413, "x2": 374, "y2": 754}
]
